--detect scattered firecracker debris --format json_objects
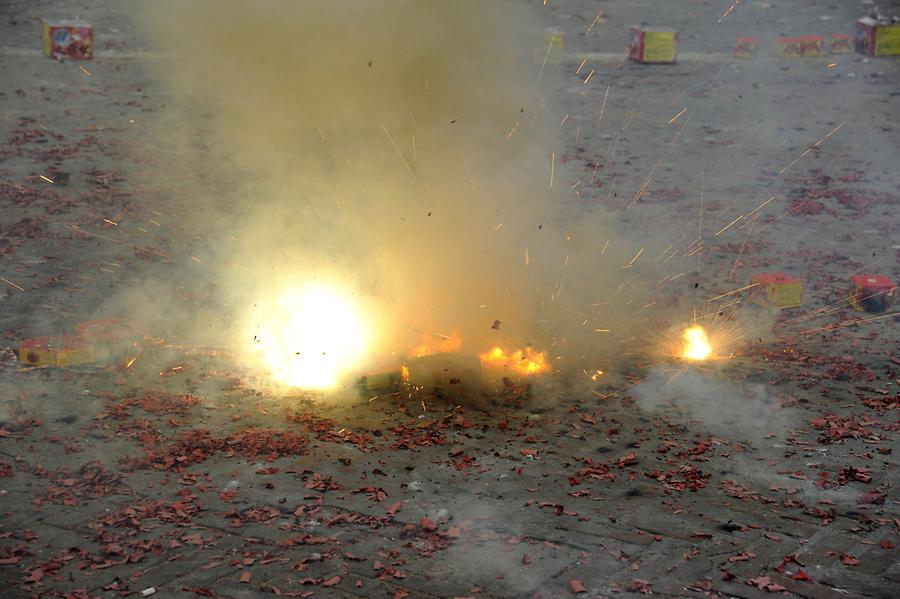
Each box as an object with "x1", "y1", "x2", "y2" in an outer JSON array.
[
  {"x1": 626, "y1": 579, "x2": 653, "y2": 594},
  {"x1": 840, "y1": 553, "x2": 860, "y2": 566},
  {"x1": 746, "y1": 575, "x2": 787, "y2": 592},
  {"x1": 0, "y1": 3, "x2": 898, "y2": 598}
]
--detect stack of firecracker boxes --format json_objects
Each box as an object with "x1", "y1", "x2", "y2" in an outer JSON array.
[
  {"x1": 37, "y1": 14, "x2": 900, "y2": 65},
  {"x1": 731, "y1": 17, "x2": 900, "y2": 59},
  {"x1": 748, "y1": 272, "x2": 895, "y2": 313},
  {"x1": 628, "y1": 17, "x2": 900, "y2": 64}
]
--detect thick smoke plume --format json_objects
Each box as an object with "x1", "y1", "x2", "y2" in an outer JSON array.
[{"x1": 116, "y1": 0, "x2": 671, "y2": 388}]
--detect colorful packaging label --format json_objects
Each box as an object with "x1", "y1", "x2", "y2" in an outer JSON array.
[
  {"x1": 830, "y1": 34, "x2": 853, "y2": 54},
  {"x1": 733, "y1": 37, "x2": 760, "y2": 59},
  {"x1": 774, "y1": 35, "x2": 824, "y2": 58},
  {"x1": 42, "y1": 20, "x2": 93, "y2": 60},
  {"x1": 856, "y1": 19, "x2": 900, "y2": 56}
]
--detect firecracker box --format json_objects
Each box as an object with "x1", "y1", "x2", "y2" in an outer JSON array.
[
  {"x1": 749, "y1": 272, "x2": 803, "y2": 308},
  {"x1": 19, "y1": 336, "x2": 94, "y2": 367},
  {"x1": 42, "y1": 20, "x2": 93, "y2": 60},
  {"x1": 773, "y1": 35, "x2": 825, "y2": 58},
  {"x1": 629, "y1": 27, "x2": 678, "y2": 64},
  {"x1": 855, "y1": 18, "x2": 900, "y2": 56},
  {"x1": 733, "y1": 37, "x2": 760, "y2": 59},
  {"x1": 402, "y1": 353, "x2": 481, "y2": 392},
  {"x1": 849, "y1": 274, "x2": 895, "y2": 313},
  {"x1": 830, "y1": 33, "x2": 853, "y2": 54},
  {"x1": 356, "y1": 371, "x2": 402, "y2": 395}
]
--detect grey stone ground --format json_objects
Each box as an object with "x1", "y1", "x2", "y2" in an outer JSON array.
[{"x1": 1, "y1": 1, "x2": 898, "y2": 598}]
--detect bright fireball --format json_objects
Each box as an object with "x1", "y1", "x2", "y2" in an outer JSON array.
[
  {"x1": 681, "y1": 325, "x2": 712, "y2": 361},
  {"x1": 248, "y1": 284, "x2": 369, "y2": 390}
]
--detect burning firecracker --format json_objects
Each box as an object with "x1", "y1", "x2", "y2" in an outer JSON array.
[
  {"x1": 680, "y1": 326, "x2": 712, "y2": 361},
  {"x1": 411, "y1": 333, "x2": 461, "y2": 358},
  {"x1": 480, "y1": 346, "x2": 550, "y2": 376},
  {"x1": 245, "y1": 284, "x2": 370, "y2": 390}
]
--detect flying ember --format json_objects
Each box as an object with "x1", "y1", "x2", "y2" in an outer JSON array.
[
  {"x1": 681, "y1": 325, "x2": 712, "y2": 361},
  {"x1": 247, "y1": 284, "x2": 369, "y2": 390}
]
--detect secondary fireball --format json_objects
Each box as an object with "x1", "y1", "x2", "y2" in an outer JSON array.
[{"x1": 480, "y1": 346, "x2": 550, "y2": 376}]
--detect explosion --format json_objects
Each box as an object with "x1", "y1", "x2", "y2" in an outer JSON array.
[
  {"x1": 247, "y1": 284, "x2": 369, "y2": 390},
  {"x1": 412, "y1": 333, "x2": 462, "y2": 358},
  {"x1": 681, "y1": 325, "x2": 712, "y2": 361},
  {"x1": 480, "y1": 346, "x2": 550, "y2": 376}
]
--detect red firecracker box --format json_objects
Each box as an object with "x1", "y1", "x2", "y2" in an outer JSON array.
[
  {"x1": 19, "y1": 336, "x2": 94, "y2": 367},
  {"x1": 749, "y1": 272, "x2": 803, "y2": 308},
  {"x1": 773, "y1": 35, "x2": 825, "y2": 58},
  {"x1": 855, "y1": 18, "x2": 900, "y2": 56},
  {"x1": 42, "y1": 20, "x2": 93, "y2": 60},
  {"x1": 830, "y1": 33, "x2": 853, "y2": 54},
  {"x1": 733, "y1": 37, "x2": 760, "y2": 59},
  {"x1": 849, "y1": 274, "x2": 895, "y2": 312},
  {"x1": 629, "y1": 27, "x2": 678, "y2": 64}
]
